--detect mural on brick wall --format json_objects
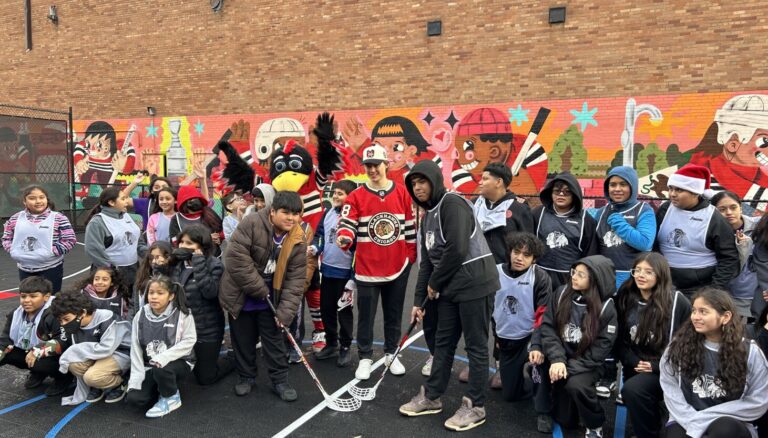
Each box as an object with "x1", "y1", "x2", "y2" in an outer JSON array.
[{"x1": 72, "y1": 90, "x2": 768, "y2": 212}]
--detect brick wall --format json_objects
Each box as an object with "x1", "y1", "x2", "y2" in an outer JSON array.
[{"x1": 1, "y1": 1, "x2": 766, "y2": 119}]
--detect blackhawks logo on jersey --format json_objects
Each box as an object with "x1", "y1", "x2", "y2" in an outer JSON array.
[{"x1": 367, "y1": 212, "x2": 400, "y2": 246}]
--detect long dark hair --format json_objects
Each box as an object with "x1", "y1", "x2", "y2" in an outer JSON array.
[
  {"x1": 753, "y1": 213, "x2": 768, "y2": 248},
  {"x1": 150, "y1": 187, "x2": 177, "y2": 215},
  {"x1": 85, "y1": 187, "x2": 122, "y2": 224},
  {"x1": 21, "y1": 184, "x2": 56, "y2": 210},
  {"x1": 617, "y1": 252, "x2": 674, "y2": 355},
  {"x1": 555, "y1": 263, "x2": 602, "y2": 356},
  {"x1": 75, "y1": 266, "x2": 131, "y2": 306},
  {"x1": 145, "y1": 275, "x2": 189, "y2": 314},
  {"x1": 135, "y1": 241, "x2": 172, "y2": 300},
  {"x1": 176, "y1": 224, "x2": 213, "y2": 257},
  {"x1": 666, "y1": 288, "x2": 747, "y2": 400}
]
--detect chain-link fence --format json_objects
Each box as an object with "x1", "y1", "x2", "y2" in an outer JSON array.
[{"x1": 0, "y1": 104, "x2": 73, "y2": 222}]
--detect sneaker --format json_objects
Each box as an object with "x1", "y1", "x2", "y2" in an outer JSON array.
[
  {"x1": 595, "y1": 380, "x2": 616, "y2": 398},
  {"x1": 355, "y1": 358, "x2": 373, "y2": 380},
  {"x1": 458, "y1": 366, "x2": 469, "y2": 383},
  {"x1": 24, "y1": 373, "x2": 46, "y2": 389},
  {"x1": 145, "y1": 391, "x2": 182, "y2": 418},
  {"x1": 288, "y1": 348, "x2": 302, "y2": 364},
  {"x1": 311, "y1": 331, "x2": 327, "y2": 354},
  {"x1": 537, "y1": 415, "x2": 553, "y2": 433},
  {"x1": 385, "y1": 353, "x2": 405, "y2": 376},
  {"x1": 234, "y1": 376, "x2": 256, "y2": 396},
  {"x1": 86, "y1": 387, "x2": 105, "y2": 403},
  {"x1": 444, "y1": 396, "x2": 486, "y2": 431},
  {"x1": 421, "y1": 356, "x2": 433, "y2": 377},
  {"x1": 337, "y1": 290, "x2": 353, "y2": 310},
  {"x1": 45, "y1": 376, "x2": 73, "y2": 397},
  {"x1": 489, "y1": 370, "x2": 502, "y2": 389},
  {"x1": 337, "y1": 346, "x2": 351, "y2": 368},
  {"x1": 105, "y1": 384, "x2": 127, "y2": 403},
  {"x1": 585, "y1": 427, "x2": 603, "y2": 438},
  {"x1": 272, "y1": 382, "x2": 298, "y2": 402},
  {"x1": 399, "y1": 386, "x2": 442, "y2": 416},
  {"x1": 255, "y1": 341, "x2": 262, "y2": 349},
  {"x1": 315, "y1": 344, "x2": 338, "y2": 360}
]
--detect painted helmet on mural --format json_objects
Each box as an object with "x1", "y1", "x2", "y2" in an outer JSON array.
[
  {"x1": 456, "y1": 108, "x2": 511, "y2": 136},
  {"x1": 254, "y1": 118, "x2": 305, "y2": 163}
]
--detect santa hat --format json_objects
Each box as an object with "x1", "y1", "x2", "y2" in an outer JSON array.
[{"x1": 668, "y1": 164, "x2": 715, "y2": 198}]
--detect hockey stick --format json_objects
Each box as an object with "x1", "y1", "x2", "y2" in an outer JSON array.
[
  {"x1": 265, "y1": 298, "x2": 361, "y2": 412},
  {"x1": 509, "y1": 107, "x2": 550, "y2": 176},
  {"x1": 349, "y1": 295, "x2": 431, "y2": 401}
]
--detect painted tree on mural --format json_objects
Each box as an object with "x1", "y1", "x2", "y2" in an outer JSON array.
[
  {"x1": 549, "y1": 125, "x2": 588, "y2": 175},
  {"x1": 610, "y1": 144, "x2": 644, "y2": 170},
  {"x1": 636, "y1": 142, "x2": 669, "y2": 176},
  {"x1": 665, "y1": 143, "x2": 692, "y2": 168}
]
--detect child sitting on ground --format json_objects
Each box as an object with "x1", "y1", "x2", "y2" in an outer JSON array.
[{"x1": 77, "y1": 266, "x2": 131, "y2": 321}]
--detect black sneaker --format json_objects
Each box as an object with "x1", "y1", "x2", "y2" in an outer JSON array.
[
  {"x1": 105, "y1": 384, "x2": 126, "y2": 403},
  {"x1": 24, "y1": 373, "x2": 46, "y2": 389},
  {"x1": 272, "y1": 382, "x2": 298, "y2": 402},
  {"x1": 45, "y1": 376, "x2": 73, "y2": 397},
  {"x1": 315, "y1": 345, "x2": 338, "y2": 360},
  {"x1": 86, "y1": 387, "x2": 105, "y2": 403},
  {"x1": 288, "y1": 349, "x2": 302, "y2": 364},
  {"x1": 336, "y1": 346, "x2": 351, "y2": 368},
  {"x1": 234, "y1": 376, "x2": 256, "y2": 397}
]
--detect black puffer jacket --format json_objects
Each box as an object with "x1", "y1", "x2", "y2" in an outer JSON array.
[{"x1": 171, "y1": 255, "x2": 224, "y2": 343}]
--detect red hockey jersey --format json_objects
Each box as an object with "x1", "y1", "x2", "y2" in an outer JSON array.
[{"x1": 337, "y1": 182, "x2": 416, "y2": 283}]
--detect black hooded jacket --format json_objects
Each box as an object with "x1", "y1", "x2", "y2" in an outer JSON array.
[
  {"x1": 406, "y1": 161, "x2": 500, "y2": 304},
  {"x1": 538, "y1": 255, "x2": 618, "y2": 376}
]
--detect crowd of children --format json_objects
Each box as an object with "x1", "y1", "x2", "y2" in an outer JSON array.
[{"x1": 2, "y1": 155, "x2": 768, "y2": 436}]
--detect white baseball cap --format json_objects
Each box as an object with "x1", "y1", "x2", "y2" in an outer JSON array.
[{"x1": 362, "y1": 144, "x2": 388, "y2": 165}]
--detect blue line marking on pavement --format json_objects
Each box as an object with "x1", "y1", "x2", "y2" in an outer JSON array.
[
  {"x1": 45, "y1": 402, "x2": 91, "y2": 438},
  {"x1": 553, "y1": 422, "x2": 564, "y2": 438},
  {"x1": 0, "y1": 394, "x2": 46, "y2": 415}
]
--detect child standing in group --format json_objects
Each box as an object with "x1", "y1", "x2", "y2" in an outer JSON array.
[
  {"x1": 313, "y1": 180, "x2": 357, "y2": 367},
  {"x1": 2, "y1": 185, "x2": 77, "y2": 292},
  {"x1": 222, "y1": 192, "x2": 247, "y2": 241},
  {"x1": 494, "y1": 233, "x2": 551, "y2": 405},
  {"x1": 127, "y1": 275, "x2": 196, "y2": 418},
  {"x1": 146, "y1": 188, "x2": 177, "y2": 245},
  {"x1": 52, "y1": 291, "x2": 132, "y2": 405},
  {"x1": 661, "y1": 288, "x2": 768, "y2": 438},
  {"x1": 168, "y1": 185, "x2": 223, "y2": 250},
  {"x1": 84, "y1": 187, "x2": 141, "y2": 292},
  {"x1": 0, "y1": 277, "x2": 72, "y2": 396},
  {"x1": 535, "y1": 255, "x2": 617, "y2": 438},
  {"x1": 121, "y1": 172, "x2": 173, "y2": 230},
  {"x1": 77, "y1": 266, "x2": 132, "y2": 321},
  {"x1": 171, "y1": 224, "x2": 232, "y2": 385}
]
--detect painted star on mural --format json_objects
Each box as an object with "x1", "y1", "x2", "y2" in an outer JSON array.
[
  {"x1": 508, "y1": 104, "x2": 530, "y2": 127},
  {"x1": 570, "y1": 101, "x2": 598, "y2": 132},
  {"x1": 445, "y1": 111, "x2": 460, "y2": 129},
  {"x1": 194, "y1": 120, "x2": 205, "y2": 136},
  {"x1": 422, "y1": 112, "x2": 435, "y2": 126},
  {"x1": 145, "y1": 121, "x2": 159, "y2": 138}
]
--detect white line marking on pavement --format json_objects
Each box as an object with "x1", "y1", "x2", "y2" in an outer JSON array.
[
  {"x1": 272, "y1": 330, "x2": 425, "y2": 438},
  {"x1": 2, "y1": 266, "x2": 91, "y2": 293}
]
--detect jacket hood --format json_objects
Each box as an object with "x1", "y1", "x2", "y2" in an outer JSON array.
[
  {"x1": 254, "y1": 183, "x2": 275, "y2": 210},
  {"x1": 574, "y1": 255, "x2": 616, "y2": 301},
  {"x1": 406, "y1": 160, "x2": 446, "y2": 210},
  {"x1": 540, "y1": 172, "x2": 583, "y2": 213},
  {"x1": 176, "y1": 186, "x2": 206, "y2": 210},
  {"x1": 604, "y1": 166, "x2": 639, "y2": 209}
]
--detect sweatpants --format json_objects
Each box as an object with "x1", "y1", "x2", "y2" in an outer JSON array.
[
  {"x1": 1, "y1": 348, "x2": 69, "y2": 381},
  {"x1": 126, "y1": 359, "x2": 190, "y2": 405},
  {"x1": 621, "y1": 369, "x2": 663, "y2": 438},
  {"x1": 69, "y1": 357, "x2": 123, "y2": 389},
  {"x1": 193, "y1": 340, "x2": 234, "y2": 385},
  {"x1": 230, "y1": 309, "x2": 288, "y2": 384},
  {"x1": 424, "y1": 295, "x2": 492, "y2": 406},
  {"x1": 498, "y1": 335, "x2": 533, "y2": 402},
  {"x1": 19, "y1": 263, "x2": 64, "y2": 293},
  {"x1": 356, "y1": 265, "x2": 410, "y2": 359},
  {"x1": 664, "y1": 417, "x2": 752, "y2": 438},
  {"x1": 319, "y1": 276, "x2": 353, "y2": 348},
  {"x1": 534, "y1": 363, "x2": 604, "y2": 429}
]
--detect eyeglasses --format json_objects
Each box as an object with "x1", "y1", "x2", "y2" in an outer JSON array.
[
  {"x1": 150, "y1": 255, "x2": 168, "y2": 262},
  {"x1": 716, "y1": 205, "x2": 740, "y2": 214},
  {"x1": 570, "y1": 268, "x2": 589, "y2": 279},
  {"x1": 630, "y1": 268, "x2": 656, "y2": 278},
  {"x1": 553, "y1": 187, "x2": 572, "y2": 196}
]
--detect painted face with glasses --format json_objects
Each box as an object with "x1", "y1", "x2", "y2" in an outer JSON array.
[
  {"x1": 630, "y1": 260, "x2": 657, "y2": 293},
  {"x1": 570, "y1": 264, "x2": 590, "y2": 291},
  {"x1": 551, "y1": 181, "x2": 574, "y2": 213}
]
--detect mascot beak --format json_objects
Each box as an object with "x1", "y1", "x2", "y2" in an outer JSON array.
[{"x1": 272, "y1": 172, "x2": 309, "y2": 192}]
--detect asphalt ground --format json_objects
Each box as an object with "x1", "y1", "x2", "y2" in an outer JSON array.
[{"x1": 0, "y1": 236, "x2": 624, "y2": 437}]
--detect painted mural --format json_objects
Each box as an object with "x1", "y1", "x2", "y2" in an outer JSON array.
[{"x1": 72, "y1": 90, "x2": 768, "y2": 211}]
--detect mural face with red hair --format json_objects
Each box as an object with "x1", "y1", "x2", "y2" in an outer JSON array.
[{"x1": 453, "y1": 108, "x2": 514, "y2": 177}]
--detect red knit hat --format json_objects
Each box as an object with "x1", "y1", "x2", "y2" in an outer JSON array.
[
  {"x1": 668, "y1": 164, "x2": 715, "y2": 198},
  {"x1": 456, "y1": 108, "x2": 511, "y2": 136}
]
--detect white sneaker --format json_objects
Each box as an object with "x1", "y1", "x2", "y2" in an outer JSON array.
[
  {"x1": 145, "y1": 391, "x2": 182, "y2": 418},
  {"x1": 355, "y1": 359, "x2": 373, "y2": 380},
  {"x1": 337, "y1": 290, "x2": 353, "y2": 311},
  {"x1": 421, "y1": 356, "x2": 433, "y2": 377},
  {"x1": 386, "y1": 353, "x2": 406, "y2": 376}
]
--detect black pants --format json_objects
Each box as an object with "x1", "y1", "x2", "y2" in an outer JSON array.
[
  {"x1": 126, "y1": 359, "x2": 190, "y2": 405},
  {"x1": 622, "y1": 369, "x2": 663, "y2": 438},
  {"x1": 535, "y1": 363, "x2": 604, "y2": 429},
  {"x1": 423, "y1": 298, "x2": 438, "y2": 355},
  {"x1": 498, "y1": 336, "x2": 533, "y2": 402},
  {"x1": 356, "y1": 265, "x2": 410, "y2": 359},
  {"x1": 1, "y1": 348, "x2": 68, "y2": 380},
  {"x1": 230, "y1": 309, "x2": 288, "y2": 384},
  {"x1": 425, "y1": 295, "x2": 491, "y2": 406},
  {"x1": 20, "y1": 263, "x2": 64, "y2": 293},
  {"x1": 319, "y1": 277, "x2": 353, "y2": 348},
  {"x1": 664, "y1": 417, "x2": 752, "y2": 438},
  {"x1": 193, "y1": 340, "x2": 234, "y2": 385}
]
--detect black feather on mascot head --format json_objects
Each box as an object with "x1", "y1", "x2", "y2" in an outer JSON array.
[{"x1": 270, "y1": 139, "x2": 314, "y2": 192}]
